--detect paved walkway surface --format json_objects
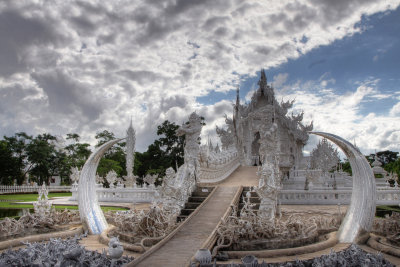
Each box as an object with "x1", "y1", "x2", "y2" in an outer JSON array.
[
  {"x1": 132, "y1": 186, "x2": 239, "y2": 267},
  {"x1": 130, "y1": 166, "x2": 259, "y2": 267},
  {"x1": 218, "y1": 165, "x2": 259, "y2": 187}
]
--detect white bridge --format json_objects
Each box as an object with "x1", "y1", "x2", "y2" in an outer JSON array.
[{"x1": 70, "y1": 149, "x2": 400, "y2": 206}]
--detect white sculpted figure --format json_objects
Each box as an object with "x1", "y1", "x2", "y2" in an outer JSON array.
[
  {"x1": 216, "y1": 124, "x2": 234, "y2": 150},
  {"x1": 70, "y1": 167, "x2": 80, "y2": 185},
  {"x1": 163, "y1": 167, "x2": 176, "y2": 187},
  {"x1": 176, "y1": 112, "x2": 203, "y2": 172},
  {"x1": 33, "y1": 184, "x2": 52, "y2": 218},
  {"x1": 157, "y1": 113, "x2": 203, "y2": 210},
  {"x1": 144, "y1": 173, "x2": 157, "y2": 187},
  {"x1": 106, "y1": 170, "x2": 118, "y2": 188},
  {"x1": 255, "y1": 122, "x2": 281, "y2": 222},
  {"x1": 158, "y1": 167, "x2": 183, "y2": 207}
]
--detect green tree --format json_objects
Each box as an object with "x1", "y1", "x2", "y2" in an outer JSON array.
[
  {"x1": 376, "y1": 150, "x2": 399, "y2": 165},
  {"x1": 134, "y1": 120, "x2": 192, "y2": 181},
  {"x1": 341, "y1": 158, "x2": 352, "y2": 176},
  {"x1": 64, "y1": 133, "x2": 91, "y2": 169},
  {"x1": 384, "y1": 158, "x2": 400, "y2": 183},
  {"x1": 2, "y1": 132, "x2": 33, "y2": 184},
  {"x1": 97, "y1": 158, "x2": 123, "y2": 179},
  {"x1": 155, "y1": 120, "x2": 185, "y2": 167},
  {"x1": 0, "y1": 140, "x2": 22, "y2": 185},
  {"x1": 95, "y1": 130, "x2": 126, "y2": 179},
  {"x1": 25, "y1": 133, "x2": 58, "y2": 185}
]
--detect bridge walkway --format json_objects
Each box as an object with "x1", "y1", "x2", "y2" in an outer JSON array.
[{"x1": 129, "y1": 166, "x2": 258, "y2": 267}]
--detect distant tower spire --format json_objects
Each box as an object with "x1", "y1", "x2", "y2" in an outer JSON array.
[
  {"x1": 258, "y1": 69, "x2": 267, "y2": 92},
  {"x1": 235, "y1": 85, "x2": 240, "y2": 111},
  {"x1": 126, "y1": 119, "x2": 136, "y2": 185}
]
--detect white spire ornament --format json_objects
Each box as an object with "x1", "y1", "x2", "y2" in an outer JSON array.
[{"x1": 125, "y1": 119, "x2": 136, "y2": 187}]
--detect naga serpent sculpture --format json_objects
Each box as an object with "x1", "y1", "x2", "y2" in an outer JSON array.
[
  {"x1": 78, "y1": 138, "x2": 124, "y2": 234},
  {"x1": 311, "y1": 132, "x2": 376, "y2": 243}
]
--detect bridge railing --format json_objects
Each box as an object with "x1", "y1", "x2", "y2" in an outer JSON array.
[
  {"x1": 279, "y1": 188, "x2": 400, "y2": 205},
  {"x1": 198, "y1": 150, "x2": 240, "y2": 184},
  {"x1": 0, "y1": 185, "x2": 71, "y2": 194}
]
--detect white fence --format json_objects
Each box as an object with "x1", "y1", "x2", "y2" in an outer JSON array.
[
  {"x1": 279, "y1": 188, "x2": 400, "y2": 205},
  {"x1": 70, "y1": 184, "x2": 156, "y2": 203},
  {"x1": 0, "y1": 185, "x2": 71, "y2": 194},
  {"x1": 96, "y1": 187, "x2": 156, "y2": 203}
]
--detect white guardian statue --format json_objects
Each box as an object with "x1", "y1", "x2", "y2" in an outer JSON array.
[{"x1": 176, "y1": 112, "x2": 203, "y2": 178}]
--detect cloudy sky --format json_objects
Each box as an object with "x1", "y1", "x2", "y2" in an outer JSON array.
[{"x1": 0, "y1": 0, "x2": 399, "y2": 155}]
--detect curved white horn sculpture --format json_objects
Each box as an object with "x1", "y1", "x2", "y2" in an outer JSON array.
[
  {"x1": 311, "y1": 132, "x2": 376, "y2": 243},
  {"x1": 78, "y1": 138, "x2": 123, "y2": 234}
]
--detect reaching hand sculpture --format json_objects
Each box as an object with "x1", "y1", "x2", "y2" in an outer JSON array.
[
  {"x1": 78, "y1": 138, "x2": 124, "y2": 234},
  {"x1": 311, "y1": 132, "x2": 376, "y2": 243}
]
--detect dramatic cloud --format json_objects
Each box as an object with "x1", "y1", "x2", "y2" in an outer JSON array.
[
  {"x1": 273, "y1": 74, "x2": 400, "y2": 155},
  {"x1": 0, "y1": 0, "x2": 399, "y2": 152}
]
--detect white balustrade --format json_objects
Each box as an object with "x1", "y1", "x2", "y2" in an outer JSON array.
[
  {"x1": 0, "y1": 185, "x2": 71, "y2": 194},
  {"x1": 278, "y1": 188, "x2": 400, "y2": 205},
  {"x1": 70, "y1": 184, "x2": 156, "y2": 203},
  {"x1": 198, "y1": 150, "x2": 240, "y2": 184}
]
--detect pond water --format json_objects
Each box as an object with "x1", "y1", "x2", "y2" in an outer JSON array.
[{"x1": 0, "y1": 208, "x2": 33, "y2": 219}]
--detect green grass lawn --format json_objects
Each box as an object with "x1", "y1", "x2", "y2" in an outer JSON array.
[
  {"x1": 0, "y1": 193, "x2": 127, "y2": 211},
  {"x1": 376, "y1": 205, "x2": 400, "y2": 218}
]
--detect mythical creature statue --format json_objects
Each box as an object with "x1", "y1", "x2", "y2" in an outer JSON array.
[
  {"x1": 106, "y1": 170, "x2": 118, "y2": 188},
  {"x1": 176, "y1": 112, "x2": 203, "y2": 170},
  {"x1": 216, "y1": 125, "x2": 234, "y2": 150},
  {"x1": 143, "y1": 173, "x2": 158, "y2": 188},
  {"x1": 33, "y1": 184, "x2": 52, "y2": 218},
  {"x1": 70, "y1": 167, "x2": 80, "y2": 184},
  {"x1": 255, "y1": 122, "x2": 281, "y2": 222}
]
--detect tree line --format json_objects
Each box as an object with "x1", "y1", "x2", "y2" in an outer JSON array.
[
  {"x1": 341, "y1": 150, "x2": 400, "y2": 181},
  {"x1": 1, "y1": 121, "x2": 399, "y2": 185},
  {"x1": 0, "y1": 120, "x2": 185, "y2": 186}
]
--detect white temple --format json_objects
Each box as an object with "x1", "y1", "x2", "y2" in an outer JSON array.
[{"x1": 230, "y1": 70, "x2": 313, "y2": 175}]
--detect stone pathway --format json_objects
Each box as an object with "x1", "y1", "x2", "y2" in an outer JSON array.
[
  {"x1": 218, "y1": 166, "x2": 259, "y2": 187},
  {"x1": 130, "y1": 186, "x2": 239, "y2": 267},
  {"x1": 127, "y1": 166, "x2": 259, "y2": 267}
]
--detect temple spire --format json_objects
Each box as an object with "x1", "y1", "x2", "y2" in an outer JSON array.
[
  {"x1": 126, "y1": 119, "x2": 136, "y2": 185},
  {"x1": 235, "y1": 85, "x2": 240, "y2": 111}
]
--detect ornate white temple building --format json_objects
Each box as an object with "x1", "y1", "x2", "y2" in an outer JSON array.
[
  {"x1": 226, "y1": 70, "x2": 313, "y2": 175},
  {"x1": 214, "y1": 70, "x2": 358, "y2": 192}
]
